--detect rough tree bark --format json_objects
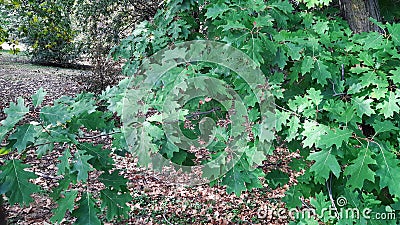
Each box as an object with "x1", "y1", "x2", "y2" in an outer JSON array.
[
  {"x1": 0, "y1": 200, "x2": 6, "y2": 225},
  {"x1": 339, "y1": 0, "x2": 382, "y2": 33}
]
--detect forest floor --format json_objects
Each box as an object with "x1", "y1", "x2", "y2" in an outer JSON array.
[{"x1": 0, "y1": 52, "x2": 300, "y2": 225}]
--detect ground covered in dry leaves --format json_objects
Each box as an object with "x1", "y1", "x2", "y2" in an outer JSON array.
[{"x1": 0, "y1": 52, "x2": 301, "y2": 225}]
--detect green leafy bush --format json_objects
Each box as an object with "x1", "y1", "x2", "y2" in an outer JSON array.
[
  {"x1": 16, "y1": 0, "x2": 78, "y2": 64},
  {"x1": 73, "y1": 0, "x2": 161, "y2": 92}
]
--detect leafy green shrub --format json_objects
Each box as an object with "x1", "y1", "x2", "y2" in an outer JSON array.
[
  {"x1": 73, "y1": 0, "x2": 161, "y2": 93},
  {"x1": 16, "y1": 0, "x2": 79, "y2": 64},
  {"x1": 0, "y1": 3, "x2": 18, "y2": 51},
  {"x1": 1, "y1": 0, "x2": 400, "y2": 224},
  {"x1": 0, "y1": 25, "x2": 7, "y2": 47}
]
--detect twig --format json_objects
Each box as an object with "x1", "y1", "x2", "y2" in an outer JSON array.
[
  {"x1": 272, "y1": 102, "x2": 302, "y2": 118},
  {"x1": 326, "y1": 174, "x2": 340, "y2": 219},
  {"x1": 78, "y1": 131, "x2": 122, "y2": 139},
  {"x1": 341, "y1": 64, "x2": 345, "y2": 81},
  {"x1": 34, "y1": 171, "x2": 60, "y2": 180},
  {"x1": 185, "y1": 107, "x2": 221, "y2": 119},
  {"x1": 163, "y1": 205, "x2": 174, "y2": 225}
]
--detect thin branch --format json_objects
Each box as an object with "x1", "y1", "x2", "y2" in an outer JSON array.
[
  {"x1": 326, "y1": 174, "x2": 340, "y2": 219},
  {"x1": 185, "y1": 107, "x2": 221, "y2": 119},
  {"x1": 78, "y1": 131, "x2": 122, "y2": 140},
  {"x1": 163, "y1": 205, "x2": 174, "y2": 225}
]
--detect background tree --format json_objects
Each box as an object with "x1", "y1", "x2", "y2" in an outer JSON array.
[
  {"x1": 302, "y1": 0, "x2": 399, "y2": 33},
  {"x1": 73, "y1": 0, "x2": 161, "y2": 92},
  {"x1": 379, "y1": 0, "x2": 400, "y2": 22},
  {"x1": 14, "y1": 0, "x2": 79, "y2": 64},
  {"x1": 339, "y1": 0, "x2": 382, "y2": 33},
  {"x1": 20, "y1": 0, "x2": 78, "y2": 64},
  {"x1": 0, "y1": 1, "x2": 20, "y2": 53}
]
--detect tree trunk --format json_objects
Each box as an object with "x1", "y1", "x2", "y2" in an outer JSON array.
[
  {"x1": 339, "y1": 0, "x2": 382, "y2": 33},
  {"x1": 0, "y1": 199, "x2": 6, "y2": 225}
]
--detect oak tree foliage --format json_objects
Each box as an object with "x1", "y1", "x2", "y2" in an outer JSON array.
[{"x1": 1, "y1": 0, "x2": 400, "y2": 224}]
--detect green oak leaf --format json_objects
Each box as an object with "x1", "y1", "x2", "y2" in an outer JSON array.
[
  {"x1": 275, "y1": 109, "x2": 290, "y2": 132},
  {"x1": 288, "y1": 96, "x2": 312, "y2": 113},
  {"x1": 265, "y1": 169, "x2": 290, "y2": 189},
  {"x1": 72, "y1": 150, "x2": 93, "y2": 182},
  {"x1": 312, "y1": 60, "x2": 331, "y2": 86},
  {"x1": 310, "y1": 191, "x2": 331, "y2": 221},
  {"x1": 269, "y1": 0, "x2": 294, "y2": 12},
  {"x1": 347, "y1": 83, "x2": 364, "y2": 95},
  {"x1": 168, "y1": 21, "x2": 183, "y2": 39},
  {"x1": 202, "y1": 160, "x2": 222, "y2": 181},
  {"x1": 359, "y1": 71, "x2": 377, "y2": 88},
  {"x1": 245, "y1": 147, "x2": 266, "y2": 167},
  {"x1": 352, "y1": 97, "x2": 374, "y2": 117},
  {"x1": 349, "y1": 65, "x2": 370, "y2": 74},
  {"x1": 0, "y1": 160, "x2": 40, "y2": 206},
  {"x1": 0, "y1": 97, "x2": 29, "y2": 140},
  {"x1": 358, "y1": 51, "x2": 374, "y2": 67},
  {"x1": 286, "y1": 43, "x2": 302, "y2": 60},
  {"x1": 307, "y1": 148, "x2": 341, "y2": 183},
  {"x1": 319, "y1": 128, "x2": 352, "y2": 149},
  {"x1": 50, "y1": 173, "x2": 77, "y2": 200},
  {"x1": 100, "y1": 189, "x2": 132, "y2": 221},
  {"x1": 69, "y1": 111, "x2": 108, "y2": 132},
  {"x1": 376, "y1": 149, "x2": 400, "y2": 197},
  {"x1": 72, "y1": 192, "x2": 101, "y2": 225},
  {"x1": 57, "y1": 148, "x2": 72, "y2": 175},
  {"x1": 376, "y1": 91, "x2": 400, "y2": 118},
  {"x1": 3, "y1": 97, "x2": 29, "y2": 126},
  {"x1": 79, "y1": 143, "x2": 114, "y2": 170},
  {"x1": 32, "y1": 87, "x2": 47, "y2": 108},
  {"x1": 239, "y1": 167, "x2": 264, "y2": 190},
  {"x1": 301, "y1": 56, "x2": 314, "y2": 75},
  {"x1": 40, "y1": 103, "x2": 71, "y2": 125},
  {"x1": 220, "y1": 20, "x2": 247, "y2": 31},
  {"x1": 205, "y1": 3, "x2": 229, "y2": 19},
  {"x1": 306, "y1": 88, "x2": 323, "y2": 106},
  {"x1": 221, "y1": 168, "x2": 247, "y2": 197},
  {"x1": 286, "y1": 116, "x2": 300, "y2": 141},
  {"x1": 273, "y1": 47, "x2": 288, "y2": 69},
  {"x1": 387, "y1": 23, "x2": 400, "y2": 46},
  {"x1": 301, "y1": 121, "x2": 328, "y2": 148},
  {"x1": 254, "y1": 15, "x2": 274, "y2": 27},
  {"x1": 344, "y1": 148, "x2": 376, "y2": 190},
  {"x1": 289, "y1": 158, "x2": 307, "y2": 172},
  {"x1": 128, "y1": 124, "x2": 160, "y2": 166},
  {"x1": 389, "y1": 67, "x2": 400, "y2": 84},
  {"x1": 99, "y1": 170, "x2": 129, "y2": 192},
  {"x1": 362, "y1": 32, "x2": 384, "y2": 49},
  {"x1": 282, "y1": 185, "x2": 303, "y2": 208},
  {"x1": 160, "y1": 140, "x2": 179, "y2": 159},
  {"x1": 313, "y1": 21, "x2": 329, "y2": 35},
  {"x1": 50, "y1": 190, "x2": 78, "y2": 223},
  {"x1": 301, "y1": 0, "x2": 332, "y2": 8},
  {"x1": 8, "y1": 124, "x2": 38, "y2": 152},
  {"x1": 372, "y1": 120, "x2": 399, "y2": 134}
]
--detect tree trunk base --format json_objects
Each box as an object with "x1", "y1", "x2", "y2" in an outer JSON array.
[{"x1": 339, "y1": 0, "x2": 382, "y2": 33}]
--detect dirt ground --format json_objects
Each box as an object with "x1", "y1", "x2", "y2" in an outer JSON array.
[
  {"x1": 0, "y1": 52, "x2": 298, "y2": 225},
  {"x1": 0, "y1": 53, "x2": 84, "y2": 120}
]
